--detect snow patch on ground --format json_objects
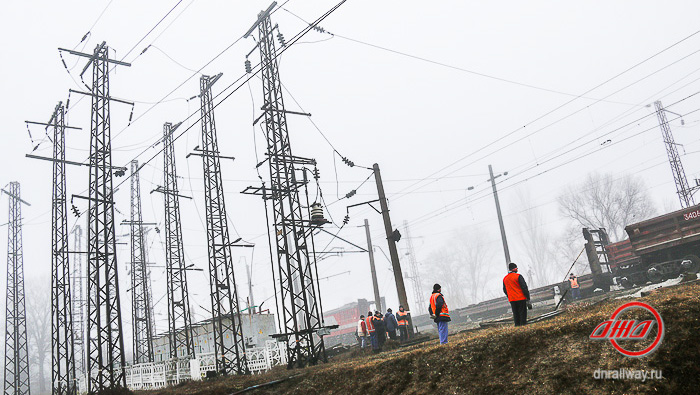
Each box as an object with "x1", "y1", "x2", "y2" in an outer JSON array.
[{"x1": 615, "y1": 277, "x2": 684, "y2": 299}]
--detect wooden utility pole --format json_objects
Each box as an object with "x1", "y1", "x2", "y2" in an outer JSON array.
[
  {"x1": 489, "y1": 164, "x2": 511, "y2": 272},
  {"x1": 363, "y1": 219, "x2": 382, "y2": 312},
  {"x1": 373, "y1": 163, "x2": 413, "y2": 333}
]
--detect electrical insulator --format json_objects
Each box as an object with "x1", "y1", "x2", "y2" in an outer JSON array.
[
  {"x1": 155, "y1": 227, "x2": 161, "y2": 234},
  {"x1": 310, "y1": 203, "x2": 327, "y2": 225},
  {"x1": 245, "y1": 59, "x2": 252, "y2": 74},
  {"x1": 313, "y1": 167, "x2": 320, "y2": 180},
  {"x1": 343, "y1": 214, "x2": 350, "y2": 225},
  {"x1": 114, "y1": 169, "x2": 125, "y2": 177},
  {"x1": 342, "y1": 157, "x2": 355, "y2": 167},
  {"x1": 277, "y1": 32, "x2": 286, "y2": 47},
  {"x1": 71, "y1": 204, "x2": 80, "y2": 217},
  {"x1": 312, "y1": 26, "x2": 326, "y2": 33},
  {"x1": 345, "y1": 190, "x2": 356, "y2": 199}
]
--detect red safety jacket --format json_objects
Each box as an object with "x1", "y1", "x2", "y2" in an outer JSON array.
[
  {"x1": 429, "y1": 293, "x2": 449, "y2": 319},
  {"x1": 396, "y1": 311, "x2": 408, "y2": 326},
  {"x1": 503, "y1": 272, "x2": 527, "y2": 302},
  {"x1": 365, "y1": 316, "x2": 375, "y2": 333},
  {"x1": 569, "y1": 277, "x2": 579, "y2": 289}
]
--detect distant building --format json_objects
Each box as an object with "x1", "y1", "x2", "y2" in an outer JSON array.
[{"x1": 151, "y1": 313, "x2": 277, "y2": 361}]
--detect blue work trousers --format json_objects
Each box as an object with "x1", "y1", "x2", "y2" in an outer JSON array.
[{"x1": 437, "y1": 321, "x2": 449, "y2": 344}]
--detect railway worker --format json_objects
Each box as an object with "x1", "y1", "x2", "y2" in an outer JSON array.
[
  {"x1": 374, "y1": 311, "x2": 387, "y2": 350},
  {"x1": 569, "y1": 273, "x2": 581, "y2": 300},
  {"x1": 428, "y1": 283, "x2": 451, "y2": 344},
  {"x1": 503, "y1": 263, "x2": 532, "y2": 327},
  {"x1": 357, "y1": 315, "x2": 368, "y2": 348},
  {"x1": 384, "y1": 308, "x2": 399, "y2": 340},
  {"x1": 365, "y1": 311, "x2": 378, "y2": 352},
  {"x1": 396, "y1": 305, "x2": 410, "y2": 343}
]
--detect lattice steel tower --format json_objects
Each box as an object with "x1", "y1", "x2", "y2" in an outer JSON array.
[
  {"x1": 655, "y1": 100, "x2": 694, "y2": 208},
  {"x1": 243, "y1": 6, "x2": 327, "y2": 368},
  {"x1": 3, "y1": 182, "x2": 30, "y2": 395},
  {"x1": 49, "y1": 102, "x2": 77, "y2": 394},
  {"x1": 402, "y1": 221, "x2": 424, "y2": 311},
  {"x1": 161, "y1": 122, "x2": 194, "y2": 359},
  {"x1": 128, "y1": 160, "x2": 155, "y2": 363},
  {"x1": 198, "y1": 74, "x2": 248, "y2": 375},
  {"x1": 71, "y1": 224, "x2": 86, "y2": 384},
  {"x1": 85, "y1": 42, "x2": 128, "y2": 391}
]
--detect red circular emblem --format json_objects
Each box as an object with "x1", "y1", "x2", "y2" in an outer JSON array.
[{"x1": 608, "y1": 301, "x2": 664, "y2": 358}]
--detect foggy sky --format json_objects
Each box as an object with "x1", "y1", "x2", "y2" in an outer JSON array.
[{"x1": 1, "y1": 0, "x2": 700, "y2": 342}]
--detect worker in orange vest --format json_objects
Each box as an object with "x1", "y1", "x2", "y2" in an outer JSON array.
[
  {"x1": 502, "y1": 263, "x2": 532, "y2": 327},
  {"x1": 365, "y1": 310, "x2": 378, "y2": 352},
  {"x1": 396, "y1": 305, "x2": 410, "y2": 343},
  {"x1": 569, "y1": 273, "x2": 580, "y2": 300},
  {"x1": 428, "y1": 284, "x2": 450, "y2": 344}
]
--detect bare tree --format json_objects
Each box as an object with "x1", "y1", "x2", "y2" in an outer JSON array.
[
  {"x1": 558, "y1": 173, "x2": 657, "y2": 242},
  {"x1": 453, "y1": 230, "x2": 493, "y2": 304},
  {"x1": 26, "y1": 277, "x2": 51, "y2": 394},
  {"x1": 422, "y1": 248, "x2": 468, "y2": 308},
  {"x1": 517, "y1": 190, "x2": 559, "y2": 287},
  {"x1": 422, "y1": 228, "x2": 493, "y2": 308}
]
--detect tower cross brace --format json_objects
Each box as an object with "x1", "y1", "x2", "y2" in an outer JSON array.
[
  {"x1": 50, "y1": 102, "x2": 77, "y2": 394},
  {"x1": 199, "y1": 74, "x2": 248, "y2": 375},
  {"x1": 3, "y1": 182, "x2": 31, "y2": 395},
  {"x1": 129, "y1": 160, "x2": 155, "y2": 364},
  {"x1": 162, "y1": 122, "x2": 195, "y2": 359}
]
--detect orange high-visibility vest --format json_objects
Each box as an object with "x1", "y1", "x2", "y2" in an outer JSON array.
[
  {"x1": 396, "y1": 311, "x2": 408, "y2": 326},
  {"x1": 503, "y1": 272, "x2": 527, "y2": 302},
  {"x1": 569, "y1": 277, "x2": 579, "y2": 289},
  {"x1": 365, "y1": 316, "x2": 375, "y2": 333},
  {"x1": 430, "y1": 293, "x2": 449, "y2": 318}
]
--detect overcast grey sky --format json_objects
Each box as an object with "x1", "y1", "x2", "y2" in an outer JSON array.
[{"x1": 2, "y1": 1, "x2": 700, "y2": 338}]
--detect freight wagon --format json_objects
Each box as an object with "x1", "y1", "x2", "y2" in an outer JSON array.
[{"x1": 587, "y1": 204, "x2": 700, "y2": 288}]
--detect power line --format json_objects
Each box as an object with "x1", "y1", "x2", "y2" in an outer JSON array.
[
  {"x1": 283, "y1": 7, "x2": 642, "y2": 106},
  {"x1": 342, "y1": 29, "x2": 700, "y2": 210}
]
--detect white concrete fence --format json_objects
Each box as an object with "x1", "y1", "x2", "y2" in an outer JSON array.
[{"x1": 77, "y1": 340, "x2": 287, "y2": 393}]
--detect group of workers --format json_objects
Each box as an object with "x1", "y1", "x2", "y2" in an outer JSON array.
[
  {"x1": 357, "y1": 263, "x2": 582, "y2": 348},
  {"x1": 356, "y1": 306, "x2": 411, "y2": 352}
]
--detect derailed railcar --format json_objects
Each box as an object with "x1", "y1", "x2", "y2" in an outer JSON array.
[{"x1": 597, "y1": 204, "x2": 700, "y2": 287}]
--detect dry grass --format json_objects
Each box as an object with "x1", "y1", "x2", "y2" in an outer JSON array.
[{"x1": 140, "y1": 281, "x2": 700, "y2": 395}]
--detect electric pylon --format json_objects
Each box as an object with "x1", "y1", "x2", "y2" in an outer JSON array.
[
  {"x1": 83, "y1": 42, "x2": 129, "y2": 391},
  {"x1": 242, "y1": 7, "x2": 328, "y2": 368},
  {"x1": 198, "y1": 74, "x2": 248, "y2": 375},
  {"x1": 128, "y1": 160, "x2": 154, "y2": 364},
  {"x1": 402, "y1": 221, "x2": 424, "y2": 311},
  {"x1": 71, "y1": 224, "x2": 86, "y2": 384},
  {"x1": 160, "y1": 122, "x2": 194, "y2": 359},
  {"x1": 49, "y1": 102, "x2": 77, "y2": 394},
  {"x1": 3, "y1": 182, "x2": 30, "y2": 395},
  {"x1": 654, "y1": 100, "x2": 695, "y2": 208}
]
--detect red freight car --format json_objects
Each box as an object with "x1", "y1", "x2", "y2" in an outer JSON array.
[{"x1": 603, "y1": 204, "x2": 700, "y2": 287}]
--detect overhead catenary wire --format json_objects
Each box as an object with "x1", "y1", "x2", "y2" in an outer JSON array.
[
  {"x1": 339, "y1": 29, "x2": 700, "y2": 210},
  {"x1": 112, "y1": 0, "x2": 351, "y2": 193}
]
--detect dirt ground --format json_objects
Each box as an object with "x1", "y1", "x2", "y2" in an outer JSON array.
[{"x1": 139, "y1": 280, "x2": 700, "y2": 395}]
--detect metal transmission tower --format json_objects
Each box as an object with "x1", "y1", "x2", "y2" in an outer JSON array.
[
  {"x1": 654, "y1": 100, "x2": 695, "y2": 208},
  {"x1": 64, "y1": 41, "x2": 131, "y2": 391},
  {"x1": 158, "y1": 122, "x2": 195, "y2": 360},
  {"x1": 3, "y1": 182, "x2": 30, "y2": 395},
  {"x1": 402, "y1": 221, "x2": 424, "y2": 310},
  {"x1": 71, "y1": 225, "x2": 86, "y2": 384},
  {"x1": 242, "y1": 5, "x2": 329, "y2": 368},
  {"x1": 197, "y1": 74, "x2": 248, "y2": 375},
  {"x1": 49, "y1": 102, "x2": 77, "y2": 394},
  {"x1": 128, "y1": 160, "x2": 155, "y2": 364}
]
